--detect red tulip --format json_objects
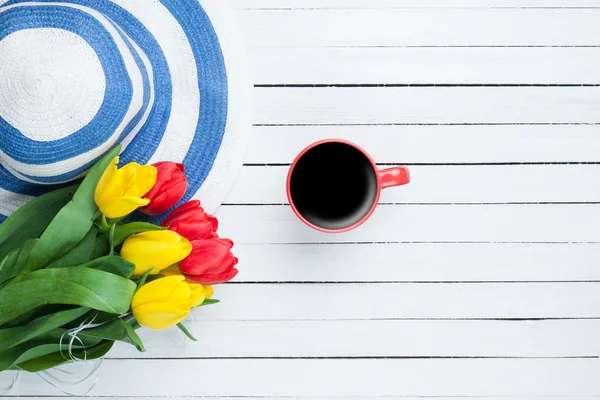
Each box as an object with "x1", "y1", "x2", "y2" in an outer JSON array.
[
  {"x1": 161, "y1": 200, "x2": 218, "y2": 240},
  {"x1": 180, "y1": 238, "x2": 239, "y2": 284},
  {"x1": 141, "y1": 162, "x2": 187, "y2": 215}
]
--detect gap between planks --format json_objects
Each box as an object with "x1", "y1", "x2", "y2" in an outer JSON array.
[{"x1": 254, "y1": 84, "x2": 600, "y2": 87}]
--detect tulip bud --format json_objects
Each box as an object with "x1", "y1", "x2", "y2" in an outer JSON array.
[
  {"x1": 180, "y1": 238, "x2": 239, "y2": 285},
  {"x1": 94, "y1": 157, "x2": 157, "y2": 218},
  {"x1": 121, "y1": 230, "x2": 192, "y2": 276},
  {"x1": 161, "y1": 200, "x2": 218, "y2": 240},
  {"x1": 140, "y1": 162, "x2": 188, "y2": 215},
  {"x1": 131, "y1": 276, "x2": 208, "y2": 330}
]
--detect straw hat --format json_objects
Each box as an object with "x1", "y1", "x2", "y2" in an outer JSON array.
[{"x1": 0, "y1": 0, "x2": 250, "y2": 220}]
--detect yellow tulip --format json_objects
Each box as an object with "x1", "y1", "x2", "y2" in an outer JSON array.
[
  {"x1": 202, "y1": 285, "x2": 214, "y2": 299},
  {"x1": 94, "y1": 156, "x2": 157, "y2": 218},
  {"x1": 159, "y1": 268, "x2": 215, "y2": 299},
  {"x1": 121, "y1": 230, "x2": 192, "y2": 276},
  {"x1": 131, "y1": 276, "x2": 210, "y2": 330}
]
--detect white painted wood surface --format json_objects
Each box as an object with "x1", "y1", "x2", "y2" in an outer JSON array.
[{"x1": 9, "y1": 1, "x2": 600, "y2": 399}]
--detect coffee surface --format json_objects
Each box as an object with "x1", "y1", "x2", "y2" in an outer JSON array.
[{"x1": 290, "y1": 142, "x2": 378, "y2": 230}]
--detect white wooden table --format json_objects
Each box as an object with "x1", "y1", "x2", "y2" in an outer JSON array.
[{"x1": 10, "y1": 0, "x2": 600, "y2": 398}]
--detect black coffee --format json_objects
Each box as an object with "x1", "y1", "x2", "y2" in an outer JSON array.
[{"x1": 289, "y1": 142, "x2": 378, "y2": 230}]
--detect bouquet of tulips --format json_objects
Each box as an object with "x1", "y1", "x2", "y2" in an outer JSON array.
[{"x1": 0, "y1": 145, "x2": 238, "y2": 373}]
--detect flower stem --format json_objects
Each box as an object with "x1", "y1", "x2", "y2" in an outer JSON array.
[{"x1": 108, "y1": 223, "x2": 116, "y2": 256}]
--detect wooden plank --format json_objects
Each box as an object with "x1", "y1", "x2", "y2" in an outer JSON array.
[
  {"x1": 9, "y1": 398, "x2": 600, "y2": 400},
  {"x1": 227, "y1": 165, "x2": 600, "y2": 204},
  {"x1": 110, "y1": 319, "x2": 600, "y2": 358},
  {"x1": 238, "y1": 9, "x2": 600, "y2": 47},
  {"x1": 245, "y1": 125, "x2": 600, "y2": 164},
  {"x1": 216, "y1": 205, "x2": 600, "y2": 243},
  {"x1": 234, "y1": 0, "x2": 600, "y2": 9},
  {"x1": 231, "y1": 243, "x2": 600, "y2": 282},
  {"x1": 12, "y1": 359, "x2": 600, "y2": 397},
  {"x1": 8, "y1": 398, "x2": 600, "y2": 400},
  {"x1": 253, "y1": 87, "x2": 600, "y2": 124},
  {"x1": 186, "y1": 283, "x2": 600, "y2": 320},
  {"x1": 250, "y1": 47, "x2": 600, "y2": 84}
]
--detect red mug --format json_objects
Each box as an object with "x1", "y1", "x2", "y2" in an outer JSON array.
[{"x1": 286, "y1": 139, "x2": 410, "y2": 233}]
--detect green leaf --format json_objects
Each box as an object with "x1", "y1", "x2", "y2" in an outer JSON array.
[
  {"x1": 113, "y1": 222, "x2": 165, "y2": 245},
  {"x1": 61, "y1": 309, "x2": 109, "y2": 330},
  {"x1": 127, "y1": 317, "x2": 141, "y2": 331},
  {"x1": 16, "y1": 340, "x2": 114, "y2": 373},
  {"x1": 1, "y1": 305, "x2": 73, "y2": 330},
  {"x1": 45, "y1": 227, "x2": 98, "y2": 269},
  {"x1": 176, "y1": 322, "x2": 198, "y2": 342},
  {"x1": 0, "y1": 307, "x2": 89, "y2": 351},
  {"x1": 90, "y1": 238, "x2": 109, "y2": 260},
  {"x1": 0, "y1": 343, "x2": 77, "y2": 372},
  {"x1": 0, "y1": 267, "x2": 136, "y2": 326},
  {"x1": 79, "y1": 318, "x2": 145, "y2": 352},
  {"x1": 0, "y1": 247, "x2": 22, "y2": 288},
  {"x1": 0, "y1": 239, "x2": 37, "y2": 288},
  {"x1": 0, "y1": 185, "x2": 77, "y2": 261},
  {"x1": 0, "y1": 330, "x2": 102, "y2": 372},
  {"x1": 136, "y1": 268, "x2": 155, "y2": 289},
  {"x1": 12, "y1": 145, "x2": 122, "y2": 283},
  {"x1": 91, "y1": 222, "x2": 165, "y2": 259},
  {"x1": 198, "y1": 298, "x2": 220, "y2": 307},
  {"x1": 14, "y1": 239, "x2": 37, "y2": 266},
  {"x1": 8, "y1": 239, "x2": 37, "y2": 282},
  {"x1": 79, "y1": 256, "x2": 135, "y2": 279}
]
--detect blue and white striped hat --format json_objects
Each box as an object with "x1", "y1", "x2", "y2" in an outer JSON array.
[{"x1": 0, "y1": 0, "x2": 250, "y2": 221}]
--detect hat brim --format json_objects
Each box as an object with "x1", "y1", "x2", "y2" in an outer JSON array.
[{"x1": 0, "y1": 0, "x2": 251, "y2": 221}]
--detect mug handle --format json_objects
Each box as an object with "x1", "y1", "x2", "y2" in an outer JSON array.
[{"x1": 379, "y1": 167, "x2": 410, "y2": 189}]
